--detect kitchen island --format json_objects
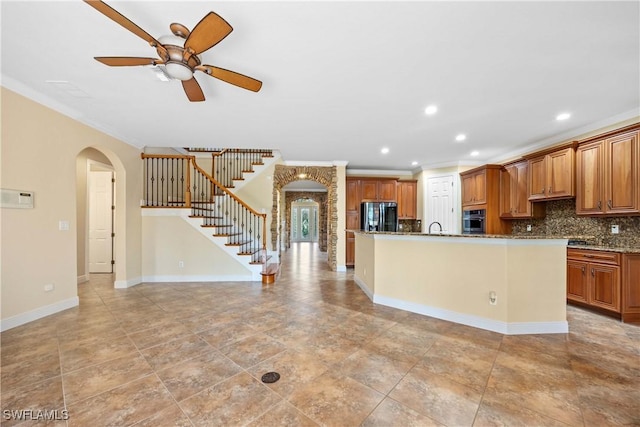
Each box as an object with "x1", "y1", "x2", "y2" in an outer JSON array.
[{"x1": 353, "y1": 231, "x2": 571, "y2": 334}]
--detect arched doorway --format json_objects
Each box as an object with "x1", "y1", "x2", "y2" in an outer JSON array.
[
  {"x1": 76, "y1": 147, "x2": 127, "y2": 287},
  {"x1": 272, "y1": 165, "x2": 337, "y2": 270}
]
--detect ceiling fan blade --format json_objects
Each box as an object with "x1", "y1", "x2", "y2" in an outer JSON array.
[
  {"x1": 184, "y1": 12, "x2": 233, "y2": 55},
  {"x1": 84, "y1": 0, "x2": 162, "y2": 48},
  {"x1": 182, "y1": 78, "x2": 205, "y2": 102},
  {"x1": 95, "y1": 57, "x2": 162, "y2": 66},
  {"x1": 197, "y1": 65, "x2": 262, "y2": 92}
]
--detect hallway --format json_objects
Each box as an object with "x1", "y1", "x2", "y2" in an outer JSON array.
[{"x1": 1, "y1": 245, "x2": 639, "y2": 426}]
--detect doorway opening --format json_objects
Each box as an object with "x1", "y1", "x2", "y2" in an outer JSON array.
[{"x1": 291, "y1": 200, "x2": 319, "y2": 243}]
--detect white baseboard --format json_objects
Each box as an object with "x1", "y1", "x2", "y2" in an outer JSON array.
[
  {"x1": 114, "y1": 277, "x2": 142, "y2": 289},
  {"x1": 1, "y1": 297, "x2": 79, "y2": 332},
  {"x1": 372, "y1": 295, "x2": 568, "y2": 335},
  {"x1": 77, "y1": 274, "x2": 89, "y2": 284},
  {"x1": 141, "y1": 274, "x2": 254, "y2": 283},
  {"x1": 353, "y1": 275, "x2": 374, "y2": 301},
  {"x1": 336, "y1": 264, "x2": 347, "y2": 272}
]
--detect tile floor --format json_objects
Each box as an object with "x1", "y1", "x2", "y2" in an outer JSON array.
[{"x1": 1, "y1": 243, "x2": 639, "y2": 426}]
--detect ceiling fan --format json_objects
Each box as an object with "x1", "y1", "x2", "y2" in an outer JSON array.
[{"x1": 84, "y1": 0, "x2": 262, "y2": 102}]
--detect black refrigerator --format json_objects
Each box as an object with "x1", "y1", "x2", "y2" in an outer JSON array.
[{"x1": 361, "y1": 202, "x2": 398, "y2": 232}]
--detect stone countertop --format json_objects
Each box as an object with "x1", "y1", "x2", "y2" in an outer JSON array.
[
  {"x1": 350, "y1": 230, "x2": 588, "y2": 240},
  {"x1": 349, "y1": 230, "x2": 640, "y2": 253},
  {"x1": 566, "y1": 244, "x2": 640, "y2": 254}
]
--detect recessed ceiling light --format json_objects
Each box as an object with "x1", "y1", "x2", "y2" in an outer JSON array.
[
  {"x1": 556, "y1": 113, "x2": 571, "y2": 121},
  {"x1": 470, "y1": 150, "x2": 480, "y2": 157},
  {"x1": 424, "y1": 105, "x2": 438, "y2": 115},
  {"x1": 411, "y1": 161, "x2": 418, "y2": 166},
  {"x1": 455, "y1": 134, "x2": 466, "y2": 142},
  {"x1": 381, "y1": 147, "x2": 390, "y2": 154}
]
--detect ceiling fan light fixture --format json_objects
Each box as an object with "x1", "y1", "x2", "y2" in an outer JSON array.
[{"x1": 165, "y1": 62, "x2": 194, "y2": 81}]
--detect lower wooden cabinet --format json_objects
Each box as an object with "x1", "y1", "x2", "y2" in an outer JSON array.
[
  {"x1": 567, "y1": 248, "x2": 639, "y2": 323},
  {"x1": 622, "y1": 253, "x2": 640, "y2": 323}
]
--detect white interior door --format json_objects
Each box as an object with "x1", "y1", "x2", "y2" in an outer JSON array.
[
  {"x1": 291, "y1": 201, "x2": 318, "y2": 242},
  {"x1": 89, "y1": 170, "x2": 113, "y2": 273},
  {"x1": 426, "y1": 175, "x2": 456, "y2": 233}
]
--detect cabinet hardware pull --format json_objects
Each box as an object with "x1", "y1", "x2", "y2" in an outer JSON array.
[
  {"x1": 607, "y1": 200, "x2": 612, "y2": 209},
  {"x1": 541, "y1": 188, "x2": 545, "y2": 194},
  {"x1": 584, "y1": 254, "x2": 594, "y2": 258},
  {"x1": 591, "y1": 268, "x2": 595, "y2": 277},
  {"x1": 549, "y1": 186, "x2": 552, "y2": 193},
  {"x1": 581, "y1": 266, "x2": 585, "y2": 273},
  {"x1": 597, "y1": 201, "x2": 602, "y2": 210}
]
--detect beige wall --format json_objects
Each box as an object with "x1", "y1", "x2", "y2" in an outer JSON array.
[
  {"x1": 1, "y1": 87, "x2": 142, "y2": 326},
  {"x1": 142, "y1": 216, "x2": 252, "y2": 279}
]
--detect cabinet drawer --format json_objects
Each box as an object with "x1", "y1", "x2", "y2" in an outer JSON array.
[{"x1": 567, "y1": 249, "x2": 621, "y2": 265}]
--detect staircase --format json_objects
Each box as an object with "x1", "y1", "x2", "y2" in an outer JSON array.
[{"x1": 141, "y1": 150, "x2": 279, "y2": 283}]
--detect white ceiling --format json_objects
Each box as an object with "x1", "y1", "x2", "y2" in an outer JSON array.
[{"x1": 2, "y1": 1, "x2": 638, "y2": 171}]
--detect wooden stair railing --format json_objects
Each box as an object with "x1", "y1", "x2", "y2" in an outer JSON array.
[
  {"x1": 141, "y1": 153, "x2": 269, "y2": 268},
  {"x1": 211, "y1": 149, "x2": 274, "y2": 189}
]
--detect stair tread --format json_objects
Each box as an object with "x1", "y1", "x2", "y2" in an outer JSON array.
[
  {"x1": 225, "y1": 240, "x2": 252, "y2": 246},
  {"x1": 250, "y1": 255, "x2": 272, "y2": 265}
]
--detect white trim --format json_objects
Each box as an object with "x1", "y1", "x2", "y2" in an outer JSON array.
[
  {"x1": 354, "y1": 275, "x2": 374, "y2": 301},
  {"x1": 141, "y1": 208, "x2": 191, "y2": 216},
  {"x1": 336, "y1": 264, "x2": 347, "y2": 272},
  {"x1": 114, "y1": 277, "x2": 142, "y2": 289},
  {"x1": 1, "y1": 297, "x2": 79, "y2": 332},
  {"x1": 372, "y1": 295, "x2": 568, "y2": 335},
  {"x1": 346, "y1": 169, "x2": 414, "y2": 177},
  {"x1": 142, "y1": 274, "x2": 254, "y2": 283},
  {"x1": 77, "y1": 274, "x2": 89, "y2": 284}
]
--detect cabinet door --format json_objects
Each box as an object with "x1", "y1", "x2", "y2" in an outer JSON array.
[
  {"x1": 398, "y1": 181, "x2": 417, "y2": 219},
  {"x1": 567, "y1": 260, "x2": 589, "y2": 303},
  {"x1": 576, "y1": 141, "x2": 604, "y2": 214},
  {"x1": 513, "y1": 161, "x2": 531, "y2": 216},
  {"x1": 346, "y1": 179, "x2": 360, "y2": 213},
  {"x1": 345, "y1": 233, "x2": 355, "y2": 266},
  {"x1": 462, "y1": 174, "x2": 476, "y2": 206},
  {"x1": 622, "y1": 254, "x2": 640, "y2": 323},
  {"x1": 528, "y1": 156, "x2": 547, "y2": 200},
  {"x1": 606, "y1": 131, "x2": 638, "y2": 214},
  {"x1": 547, "y1": 148, "x2": 575, "y2": 198},
  {"x1": 590, "y1": 264, "x2": 621, "y2": 312},
  {"x1": 361, "y1": 181, "x2": 378, "y2": 200},
  {"x1": 473, "y1": 170, "x2": 487, "y2": 204},
  {"x1": 499, "y1": 166, "x2": 514, "y2": 217},
  {"x1": 378, "y1": 180, "x2": 397, "y2": 202}
]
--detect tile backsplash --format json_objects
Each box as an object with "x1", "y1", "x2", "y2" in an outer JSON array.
[{"x1": 511, "y1": 199, "x2": 640, "y2": 248}]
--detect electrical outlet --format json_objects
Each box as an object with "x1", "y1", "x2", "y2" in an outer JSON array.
[
  {"x1": 178, "y1": 261, "x2": 184, "y2": 268},
  {"x1": 526, "y1": 224, "x2": 532, "y2": 232},
  {"x1": 611, "y1": 225, "x2": 619, "y2": 234},
  {"x1": 44, "y1": 283, "x2": 54, "y2": 292},
  {"x1": 489, "y1": 291, "x2": 497, "y2": 305}
]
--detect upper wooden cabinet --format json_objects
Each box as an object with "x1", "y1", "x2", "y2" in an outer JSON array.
[
  {"x1": 576, "y1": 130, "x2": 639, "y2": 215},
  {"x1": 397, "y1": 181, "x2": 417, "y2": 219},
  {"x1": 528, "y1": 146, "x2": 575, "y2": 201},
  {"x1": 500, "y1": 160, "x2": 545, "y2": 219},
  {"x1": 461, "y1": 168, "x2": 487, "y2": 207},
  {"x1": 360, "y1": 179, "x2": 397, "y2": 202}
]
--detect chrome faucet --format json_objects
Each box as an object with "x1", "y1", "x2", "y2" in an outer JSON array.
[{"x1": 428, "y1": 221, "x2": 443, "y2": 234}]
